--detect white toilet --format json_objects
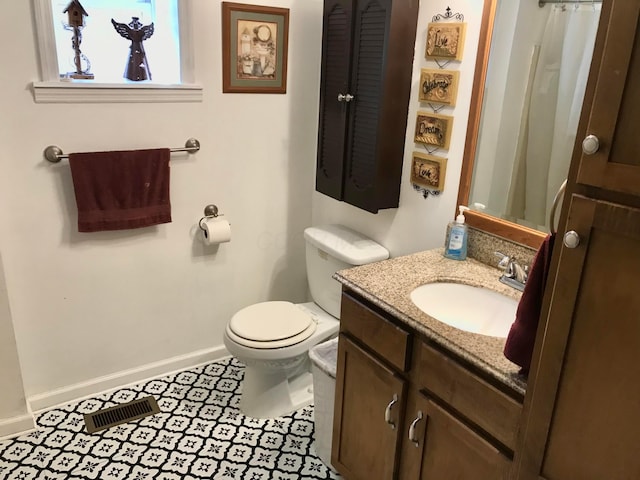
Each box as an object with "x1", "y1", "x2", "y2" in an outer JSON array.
[{"x1": 223, "y1": 224, "x2": 389, "y2": 418}]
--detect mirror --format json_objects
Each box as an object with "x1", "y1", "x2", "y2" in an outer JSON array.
[{"x1": 457, "y1": 0, "x2": 602, "y2": 248}]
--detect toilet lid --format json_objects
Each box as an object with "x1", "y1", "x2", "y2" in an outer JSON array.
[{"x1": 228, "y1": 301, "x2": 316, "y2": 347}]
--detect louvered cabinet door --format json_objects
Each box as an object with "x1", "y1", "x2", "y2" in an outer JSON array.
[
  {"x1": 315, "y1": 0, "x2": 418, "y2": 213},
  {"x1": 316, "y1": 0, "x2": 354, "y2": 201},
  {"x1": 343, "y1": 0, "x2": 418, "y2": 213}
]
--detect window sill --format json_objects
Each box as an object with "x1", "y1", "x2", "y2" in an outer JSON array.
[{"x1": 32, "y1": 81, "x2": 203, "y2": 104}]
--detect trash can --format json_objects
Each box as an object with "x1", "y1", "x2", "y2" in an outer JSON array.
[{"x1": 309, "y1": 336, "x2": 339, "y2": 471}]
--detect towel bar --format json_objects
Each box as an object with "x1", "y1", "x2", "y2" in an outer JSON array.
[{"x1": 43, "y1": 138, "x2": 200, "y2": 163}]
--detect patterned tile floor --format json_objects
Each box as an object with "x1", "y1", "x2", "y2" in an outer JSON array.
[{"x1": 0, "y1": 357, "x2": 341, "y2": 480}]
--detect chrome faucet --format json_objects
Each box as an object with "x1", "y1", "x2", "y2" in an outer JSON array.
[{"x1": 494, "y1": 252, "x2": 528, "y2": 292}]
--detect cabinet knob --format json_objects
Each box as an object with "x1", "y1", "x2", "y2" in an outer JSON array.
[
  {"x1": 563, "y1": 230, "x2": 581, "y2": 249},
  {"x1": 408, "y1": 411, "x2": 424, "y2": 447},
  {"x1": 582, "y1": 134, "x2": 600, "y2": 155},
  {"x1": 384, "y1": 394, "x2": 399, "y2": 430},
  {"x1": 337, "y1": 93, "x2": 354, "y2": 103}
]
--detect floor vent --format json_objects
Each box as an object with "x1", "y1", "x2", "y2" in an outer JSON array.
[{"x1": 84, "y1": 396, "x2": 160, "y2": 433}]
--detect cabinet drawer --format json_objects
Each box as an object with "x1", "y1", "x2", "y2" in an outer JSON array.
[
  {"x1": 340, "y1": 291, "x2": 411, "y2": 372},
  {"x1": 417, "y1": 342, "x2": 522, "y2": 450}
]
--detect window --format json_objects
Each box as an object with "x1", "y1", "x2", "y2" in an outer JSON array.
[{"x1": 33, "y1": 0, "x2": 201, "y2": 103}]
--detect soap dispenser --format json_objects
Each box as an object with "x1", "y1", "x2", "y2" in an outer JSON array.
[{"x1": 444, "y1": 205, "x2": 469, "y2": 260}]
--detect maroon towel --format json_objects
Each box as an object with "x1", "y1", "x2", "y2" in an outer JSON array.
[
  {"x1": 504, "y1": 233, "x2": 556, "y2": 373},
  {"x1": 69, "y1": 148, "x2": 171, "y2": 232}
]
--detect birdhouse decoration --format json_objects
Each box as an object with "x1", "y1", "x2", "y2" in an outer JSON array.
[
  {"x1": 64, "y1": 0, "x2": 87, "y2": 27},
  {"x1": 62, "y1": 0, "x2": 94, "y2": 79},
  {"x1": 111, "y1": 17, "x2": 155, "y2": 81}
]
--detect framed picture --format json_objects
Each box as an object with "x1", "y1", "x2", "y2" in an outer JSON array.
[
  {"x1": 419, "y1": 68, "x2": 460, "y2": 106},
  {"x1": 411, "y1": 152, "x2": 447, "y2": 191},
  {"x1": 222, "y1": 2, "x2": 289, "y2": 93},
  {"x1": 414, "y1": 112, "x2": 454, "y2": 150},
  {"x1": 425, "y1": 22, "x2": 466, "y2": 61}
]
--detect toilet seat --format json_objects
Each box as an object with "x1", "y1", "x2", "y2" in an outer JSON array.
[{"x1": 227, "y1": 301, "x2": 317, "y2": 349}]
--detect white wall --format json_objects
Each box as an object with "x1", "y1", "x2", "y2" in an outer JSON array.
[
  {"x1": 0, "y1": 251, "x2": 33, "y2": 438},
  {"x1": 312, "y1": 0, "x2": 486, "y2": 257},
  {"x1": 0, "y1": 0, "x2": 323, "y2": 404},
  {"x1": 0, "y1": 0, "x2": 491, "y2": 409}
]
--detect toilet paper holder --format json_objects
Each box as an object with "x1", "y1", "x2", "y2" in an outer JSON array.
[{"x1": 199, "y1": 204, "x2": 226, "y2": 232}]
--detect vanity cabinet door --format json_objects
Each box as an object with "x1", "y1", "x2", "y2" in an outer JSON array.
[
  {"x1": 402, "y1": 392, "x2": 510, "y2": 480},
  {"x1": 515, "y1": 195, "x2": 640, "y2": 479},
  {"x1": 574, "y1": 2, "x2": 640, "y2": 196},
  {"x1": 315, "y1": 0, "x2": 418, "y2": 213},
  {"x1": 332, "y1": 334, "x2": 406, "y2": 480}
]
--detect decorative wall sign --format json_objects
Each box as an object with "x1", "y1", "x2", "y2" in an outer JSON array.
[
  {"x1": 419, "y1": 68, "x2": 460, "y2": 106},
  {"x1": 425, "y1": 22, "x2": 466, "y2": 61},
  {"x1": 414, "y1": 112, "x2": 454, "y2": 150},
  {"x1": 411, "y1": 152, "x2": 447, "y2": 192},
  {"x1": 222, "y1": 2, "x2": 289, "y2": 93}
]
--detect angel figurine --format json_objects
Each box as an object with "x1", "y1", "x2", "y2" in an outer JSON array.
[{"x1": 111, "y1": 16, "x2": 154, "y2": 81}]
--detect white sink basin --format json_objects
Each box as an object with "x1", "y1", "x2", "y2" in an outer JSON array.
[{"x1": 410, "y1": 282, "x2": 518, "y2": 338}]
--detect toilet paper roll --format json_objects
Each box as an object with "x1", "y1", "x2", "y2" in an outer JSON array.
[{"x1": 200, "y1": 217, "x2": 231, "y2": 245}]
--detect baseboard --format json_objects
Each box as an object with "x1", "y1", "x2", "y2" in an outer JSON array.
[
  {"x1": 0, "y1": 413, "x2": 36, "y2": 441},
  {"x1": 29, "y1": 346, "x2": 230, "y2": 413}
]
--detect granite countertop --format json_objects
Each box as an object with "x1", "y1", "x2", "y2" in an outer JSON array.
[{"x1": 334, "y1": 249, "x2": 528, "y2": 396}]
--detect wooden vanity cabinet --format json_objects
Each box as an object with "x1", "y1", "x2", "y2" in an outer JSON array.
[
  {"x1": 333, "y1": 291, "x2": 522, "y2": 480},
  {"x1": 315, "y1": 0, "x2": 419, "y2": 213}
]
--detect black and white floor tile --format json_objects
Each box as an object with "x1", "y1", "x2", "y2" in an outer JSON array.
[{"x1": 0, "y1": 357, "x2": 341, "y2": 480}]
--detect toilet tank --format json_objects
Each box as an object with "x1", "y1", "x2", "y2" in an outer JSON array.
[{"x1": 303, "y1": 225, "x2": 389, "y2": 318}]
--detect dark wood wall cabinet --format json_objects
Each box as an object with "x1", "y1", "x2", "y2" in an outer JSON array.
[
  {"x1": 332, "y1": 292, "x2": 521, "y2": 480},
  {"x1": 315, "y1": 0, "x2": 419, "y2": 213}
]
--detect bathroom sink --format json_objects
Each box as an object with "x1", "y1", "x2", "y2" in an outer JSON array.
[{"x1": 410, "y1": 282, "x2": 518, "y2": 338}]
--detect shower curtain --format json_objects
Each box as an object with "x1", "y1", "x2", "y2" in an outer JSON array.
[{"x1": 506, "y1": 3, "x2": 601, "y2": 229}]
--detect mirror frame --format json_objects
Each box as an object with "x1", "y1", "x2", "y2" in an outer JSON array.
[{"x1": 456, "y1": 0, "x2": 546, "y2": 249}]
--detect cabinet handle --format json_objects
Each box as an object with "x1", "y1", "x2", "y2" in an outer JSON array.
[
  {"x1": 408, "y1": 411, "x2": 424, "y2": 447},
  {"x1": 563, "y1": 230, "x2": 580, "y2": 249},
  {"x1": 582, "y1": 134, "x2": 600, "y2": 155},
  {"x1": 337, "y1": 93, "x2": 354, "y2": 103},
  {"x1": 384, "y1": 394, "x2": 399, "y2": 430}
]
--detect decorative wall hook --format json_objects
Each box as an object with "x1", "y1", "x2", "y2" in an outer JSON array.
[
  {"x1": 413, "y1": 184, "x2": 441, "y2": 199},
  {"x1": 432, "y1": 7, "x2": 465, "y2": 22}
]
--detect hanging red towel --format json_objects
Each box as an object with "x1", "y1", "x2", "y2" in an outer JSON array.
[
  {"x1": 503, "y1": 233, "x2": 556, "y2": 373},
  {"x1": 69, "y1": 148, "x2": 171, "y2": 232}
]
